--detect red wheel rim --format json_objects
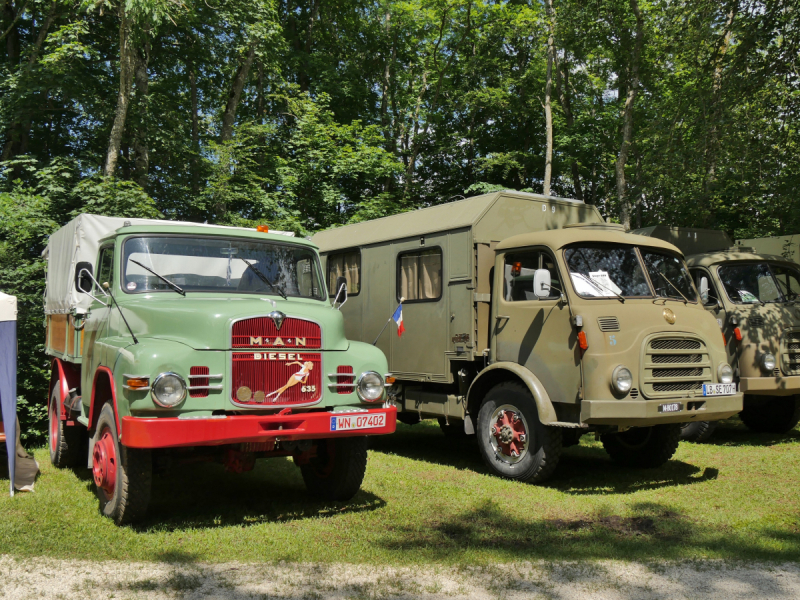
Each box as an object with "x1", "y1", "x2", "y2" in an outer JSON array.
[
  {"x1": 492, "y1": 408, "x2": 528, "y2": 460},
  {"x1": 92, "y1": 426, "x2": 117, "y2": 497},
  {"x1": 49, "y1": 403, "x2": 58, "y2": 453}
]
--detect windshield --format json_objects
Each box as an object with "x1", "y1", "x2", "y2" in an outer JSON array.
[
  {"x1": 771, "y1": 264, "x2": 800, "y2": 303},
  {"x1": 640, "y1": 250, "x2": 697, "y2": 302},
  {"x1": 122, "y1": 236, "x2": 325, "y2": 300},
  {"x1": 717, "y1": 262, "x2": 783, "y2": 304},
  {"x1": 564, "y1": 244, "x2": 651, "y2": 298}
]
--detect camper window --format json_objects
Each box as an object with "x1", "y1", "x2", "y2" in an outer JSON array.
[
  {"x1": 503, "y1": 251, "x2": 561, "y2": 301},
  {"x1": 397, "y1": 248, "x2": 442, "y2": 302},
  {"x1": 327, "y1": 250, "x2": 361, "y2": 296}
]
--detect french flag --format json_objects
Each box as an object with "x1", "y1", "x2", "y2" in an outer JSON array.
[{"x1": 392, "y1": 304, "x2": 405, "y2": 337}]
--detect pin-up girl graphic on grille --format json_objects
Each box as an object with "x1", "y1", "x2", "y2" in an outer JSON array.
[{"x1": 265, "y1": 360, "x2": 314, "y2": 402}]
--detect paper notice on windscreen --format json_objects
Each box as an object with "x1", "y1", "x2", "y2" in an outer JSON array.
[{"x1": 589, "y1": 271, "x2": 622, "y2": 295}]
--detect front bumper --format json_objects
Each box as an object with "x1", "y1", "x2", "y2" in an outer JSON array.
[
  {"x1": 739, "y1": 376, "x2": 800, "y2": 396},
  {"x1": 121, "y1": 406, "x2": 397, "y2": 449},
  {"x1": 580, "y1": 393, "x2": 743, "y2": 426}
]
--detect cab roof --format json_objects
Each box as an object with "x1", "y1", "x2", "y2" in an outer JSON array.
[
  {"x1": 495, "y1": 225, "x2": 683, "y2": 254},
  {"x1": 101, "y1": 223, "x2": 315, "y2": 248},
  {"x1": 686, "y1": 250, "x2": 797, "y2": 267}
]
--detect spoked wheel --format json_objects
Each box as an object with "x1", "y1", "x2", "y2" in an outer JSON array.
[
  {"x1": 300, "y1": 437, "x2": 368, "y2": 501},
  {"x1": 48, "y1": 381, "x2": 81, "y2": 468},
  {"x1": 92, "y1": 404, "x2": 152, "y2": 525},
  {"x1": 476, "y1": 382, "x2": 561, "y2": 483},
  {"x1": 601, "y1": 424, "x2": 681, "y2": 468},
  {"x1": 680, "y1": 420, "x2": 718, "y2": 443},
  {"x1": 739, "y1": 395, "x2": 800, "y2": 434}
]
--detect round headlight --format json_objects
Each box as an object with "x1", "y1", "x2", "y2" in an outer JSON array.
[
  {"x1": 760, "y1": 353, "x2": 776, "y2": 373},
  {"x1": 151, "y1": 372, "x2": 187, "y2": 407},
  {"x1": 611, "y1": 366, "x2": 633, "y2": 395},
  {"x1": 717, "y1": 363, "x2": 734, "y2": 384},
  {"x1": 357, "y1": 371, "x2": 384, "y2": 402}
]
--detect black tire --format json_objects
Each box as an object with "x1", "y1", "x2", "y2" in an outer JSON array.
[
  {"x1": 680, "y1": 420, "x2": 719, "y2": 443},
  {"x1": 397, "y1": 412, "x2": 421, "y2": 426},
  {"x1": 601, "y1": 424, "x2": 681, "y2": 468},
  {"x1": 476, "y1": 381, "x2": 562, "y2": 483},
  {"x1": 301, "y1": 437, "x2": 368, "y2": 501},
  {"x1": 92, "y1": 404, "x2": 152, "y2": 525},
  {"x1": 739, "y1": 395, "x2": 800, "y2": 434},
  {"x1": 48, "y1": 381, "x2": 82, "y2": 468},
  {"x1": 438, "y1": 417, "x2": 468, "y2": 438}
]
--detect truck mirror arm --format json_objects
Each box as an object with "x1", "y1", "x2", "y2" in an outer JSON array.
[{"x1": 76, "y1": 268, "x2": 109, "y2": 307}]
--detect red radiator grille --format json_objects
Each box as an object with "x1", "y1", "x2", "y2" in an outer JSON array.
[
  {"x1": 232, "y1": 352, "x2": 322, "y2": 406},
  {"x1": 232, "y1": 317, "x2": 322, "y2": 349},
  {"x1": 336, "y1": 365, "x2": 354, "y2": 395},
  {"x1": 189, "y1": 366, "x2": 209, "y2": 398}
]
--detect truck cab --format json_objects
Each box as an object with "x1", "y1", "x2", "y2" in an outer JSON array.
[
  {"x1": 313, "y1": 192, "x2": 742, "y2": 483},
  {"x1": 44, "y1": 215, "x2": 396, "y2": 524}
]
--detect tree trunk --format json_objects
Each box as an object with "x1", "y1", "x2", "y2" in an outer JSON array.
[
  {"x1": 220, "y1": 42, "x2": 257, "y2": 142},
  {"x1": 105, "y1": 4, "x2": 135, "y2": 176},
  {"x1": 132, "y1": 39, "x2": 150, "y2": 189},
  {"x1": 300, "y1": 0, "x2": 319, "y2": 92},
  {"x1": 189, "y1": 60, "x2": 199, "y2": 195},
  {"x1": 557, "y1": 58, "x2": 584, "y2": 200},
  {"x1": 543, "y1": 0, "x2": 555, "y2": 196},
  {"x1": 615, "y1": 0, "x2": 643, "y2": 229}
]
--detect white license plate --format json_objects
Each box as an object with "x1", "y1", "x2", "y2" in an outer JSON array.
[
  {"x1": 702, "y1": 383, "x2": 737, "y2": 396},
  {"x1": 330, "y1": 413, "x2": 386, "y2": 432}
]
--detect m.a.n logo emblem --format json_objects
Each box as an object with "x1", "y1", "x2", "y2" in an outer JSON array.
[{"x1": 249, "y1": 336, "x2": 307, "y2": 347}]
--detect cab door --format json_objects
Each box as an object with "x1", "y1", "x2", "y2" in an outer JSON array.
[
  {"x1": 492, "y1": 248, "x2": 582, "y2": 404},
  {"x1": 81, "y1": 245, "x2": 115, "y2": 394},
  {"x1": 691, "y1": 267, "x2": 732, "y2": 364}
]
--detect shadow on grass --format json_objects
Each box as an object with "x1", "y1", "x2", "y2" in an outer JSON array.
[
  {"x1": 702, "y1": 418, "x2": 800, "y2": 447},
  {"x1": 378, "y1": 499, "x2": 800, "y2": 563}
]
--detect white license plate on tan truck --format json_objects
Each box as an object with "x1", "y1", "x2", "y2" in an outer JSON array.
[{"x1": 702, "y1": 383, "x2": 737, "y2": 396}]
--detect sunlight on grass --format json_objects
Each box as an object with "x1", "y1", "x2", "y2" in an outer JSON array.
[{"x1": 0, "y1": 417, "x2": 797, "y2": 565}]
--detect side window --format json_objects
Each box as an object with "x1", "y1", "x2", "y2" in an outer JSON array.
[
  {"x1": 771, "y1": 265, "x2": 800, "y2": 302},
  {"x1": 397, "y1": 248, "x2": 443, "y2": 302},
  {"x1": 691, "y1": 268, "x2": 719, "y2": 306},
  {"x1": 504, "y1": 250, "x2": 561, "y2": 301},
  {"x1": 327, "y1": 250, "x2": 361, "y2": 296},
  {"x1": 96, "y1": 246, "x2": 115, "y2": 294}
]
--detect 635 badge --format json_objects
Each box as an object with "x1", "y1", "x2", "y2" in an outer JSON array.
[{"x1": 231, "y1": 351, "x2": 322, "y2": 406}]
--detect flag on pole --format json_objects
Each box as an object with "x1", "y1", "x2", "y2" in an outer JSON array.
[{"x1": 392, "y1": 304, "x2": 405, "y2": 337}]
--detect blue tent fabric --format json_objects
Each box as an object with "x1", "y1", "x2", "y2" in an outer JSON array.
[{"x1": 0, "y1": 319, "x2": 16, "y2": 496}]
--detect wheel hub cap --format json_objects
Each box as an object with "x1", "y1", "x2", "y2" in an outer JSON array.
[
  {"x1": 492, "y1": 409, "x2": 527, "y2": 459},
  {"x1": 92, "y1": 428, "x2": 117, "y2": 495}
]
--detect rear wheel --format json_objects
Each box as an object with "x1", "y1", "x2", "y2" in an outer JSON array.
[
  {"x1": 92, "y1": 404, "x2": 152, "y2": 525},
  {"x1": 476, "y1": 382, "x2": 562, "y2": 483},
  {"x1": 739, "y1": 395, "x2": 800, "y2": 434},
  {"x1": 601, "y1": 424, "x2": 681, "y2": 468},
  {"x1": 680, "y1": 420, "x2": 719, "y2": 443},
  {"x1": 301, "y1": 437, "x2": 368, "y2": 501},
  {"x1": 48, "y1": 382, "x2": 82, "y2": 468}
]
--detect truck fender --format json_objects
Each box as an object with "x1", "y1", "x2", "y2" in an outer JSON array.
[
  {"x1": 88, "y1": 366, "x2": 121, "y2": 436},
  {"x1": 49, "y1": 358, "x2": 80, "y2": 420},
  {"x1": 466, "y1": 362, "x2": 559, "y2": 425}
]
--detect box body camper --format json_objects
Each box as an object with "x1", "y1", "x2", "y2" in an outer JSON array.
[
  {"x1": 44, "y1": 215, "x2": 395, "y2": 524},
  {"x1": 313, "y1": 192, "x2": 742, "y2": 482},
  {"x1": 635, "y1": 226, "x2": 800, "y2": 440}
]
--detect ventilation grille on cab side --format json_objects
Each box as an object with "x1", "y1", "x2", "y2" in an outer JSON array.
[{"x1": 597, "y1": 317, "x2": 620, "y2": 332}]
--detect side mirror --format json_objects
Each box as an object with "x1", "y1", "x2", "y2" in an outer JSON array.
[
  {"x1": 699, "y1": 276, "x2": 709, "y2": 304},
  {"x1": 75, "y1": 262, "x2": 93, "y2": 293},
  {"x1": 533, "y1": 269, "x2": 551, "y2": 298},
  {"x1": 333, "y1": 276, "x2": 348, "y2": 309}
]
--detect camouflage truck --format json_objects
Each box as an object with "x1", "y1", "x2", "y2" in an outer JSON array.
[
  {"x1": 312, "y1": 192, "x2": 742, "y2": 483},
  {"x1": 44, "y1": 215, "x2": 396, "y2": 524},
  {"x1": 634, "y1": 226, "x2": 800, "y2": 441}
]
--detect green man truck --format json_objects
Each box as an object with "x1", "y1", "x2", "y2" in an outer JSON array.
[
  {"x1": 312, "y1": 191, "x2": 743, "y2": 483},
  {"x1": 44, "y1": 215, "x2": 396, "y2": 524},
  {"x1": 634, "y1": 226, "x2": 800, "y2": 440}
]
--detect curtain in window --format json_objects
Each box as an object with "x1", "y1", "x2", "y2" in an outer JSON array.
[
  {"x1": 328, "y1": 252, "x2": 360, "y2": 295},
  {"x1": 399, "y1": 250, "x2": 441, "y2": 300}
]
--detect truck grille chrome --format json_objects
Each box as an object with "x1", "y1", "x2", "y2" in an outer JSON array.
[
  {"x1": 642, "y1": 336, "x2": 711, "y2": 398},
  {"x1": 781, "y1": 329, "x2": 800, "y2": 375}
]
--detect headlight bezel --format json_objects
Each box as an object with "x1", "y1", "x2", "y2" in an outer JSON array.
[
  {"x1": 357, "y1": 371, "x2": 385, "y2": 403},
  {"x1": 759, "y1": 353, "x2": 776, "y2": 373},
  {"x1": 717, "y1": 363, "x2": 734, "y2": 384},
  {"x1": 611, "y1": 365, "x2": 633, "y2": 395},
  {"x1": 151, "y1": 371, "x2": 187, "y2": 408}
]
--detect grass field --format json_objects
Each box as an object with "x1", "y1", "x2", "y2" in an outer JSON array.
[{"x1": 0, "y1": 417, "x2": 797, "y2": 566}]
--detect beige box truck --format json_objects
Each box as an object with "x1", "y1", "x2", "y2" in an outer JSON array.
[
  {"x1": 635, "y1": 226, "x2": 800, "y2": 441},
  {"x1": 312, "y1": 192, "x2": 742, "y2": 483}
]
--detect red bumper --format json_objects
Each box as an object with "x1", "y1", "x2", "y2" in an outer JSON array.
[{"x1": 121, "y1": 406, "x2": 397, "y2": 449}]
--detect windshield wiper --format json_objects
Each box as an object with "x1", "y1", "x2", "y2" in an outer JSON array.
[
  {"x1": 572, "y1": 272, "x2": 625, "y2": 303},
  {"x1": 130, "y1": 260, "x2": 185, "y2": 296},
  {"x1": 240, "y1": 258, "x2": 288, "y2": 300},
  {"x1": 653, "y1": 271, "x2": 690, "y2": 304}
]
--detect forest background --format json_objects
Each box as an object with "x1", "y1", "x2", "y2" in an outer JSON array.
[{"x1": 1, "y1": 0, "x2": 798, "y2": 441}]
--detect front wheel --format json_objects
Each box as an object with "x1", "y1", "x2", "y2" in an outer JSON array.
[
  {"x1": 301, "y1": 437, "x2": 368, "y2": 501},
  {"x1": 680, "y1": 420, "x2": 719, "y2": 443},
  {"x1": 601, "y1": 424, "x2": 681, "y2": 468},
  {"x1": 91, "y1": 404, "x2": 152, "y2": 525},
  {"x1": 48, "y1": 381, "x2": 82, "y2": 468},
  {"x1": 476, "y1": 382, "x2": 562, "y2": 483},
  {"x1": 739, "y1": 395, "x2": 800, "y2": 434}
]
